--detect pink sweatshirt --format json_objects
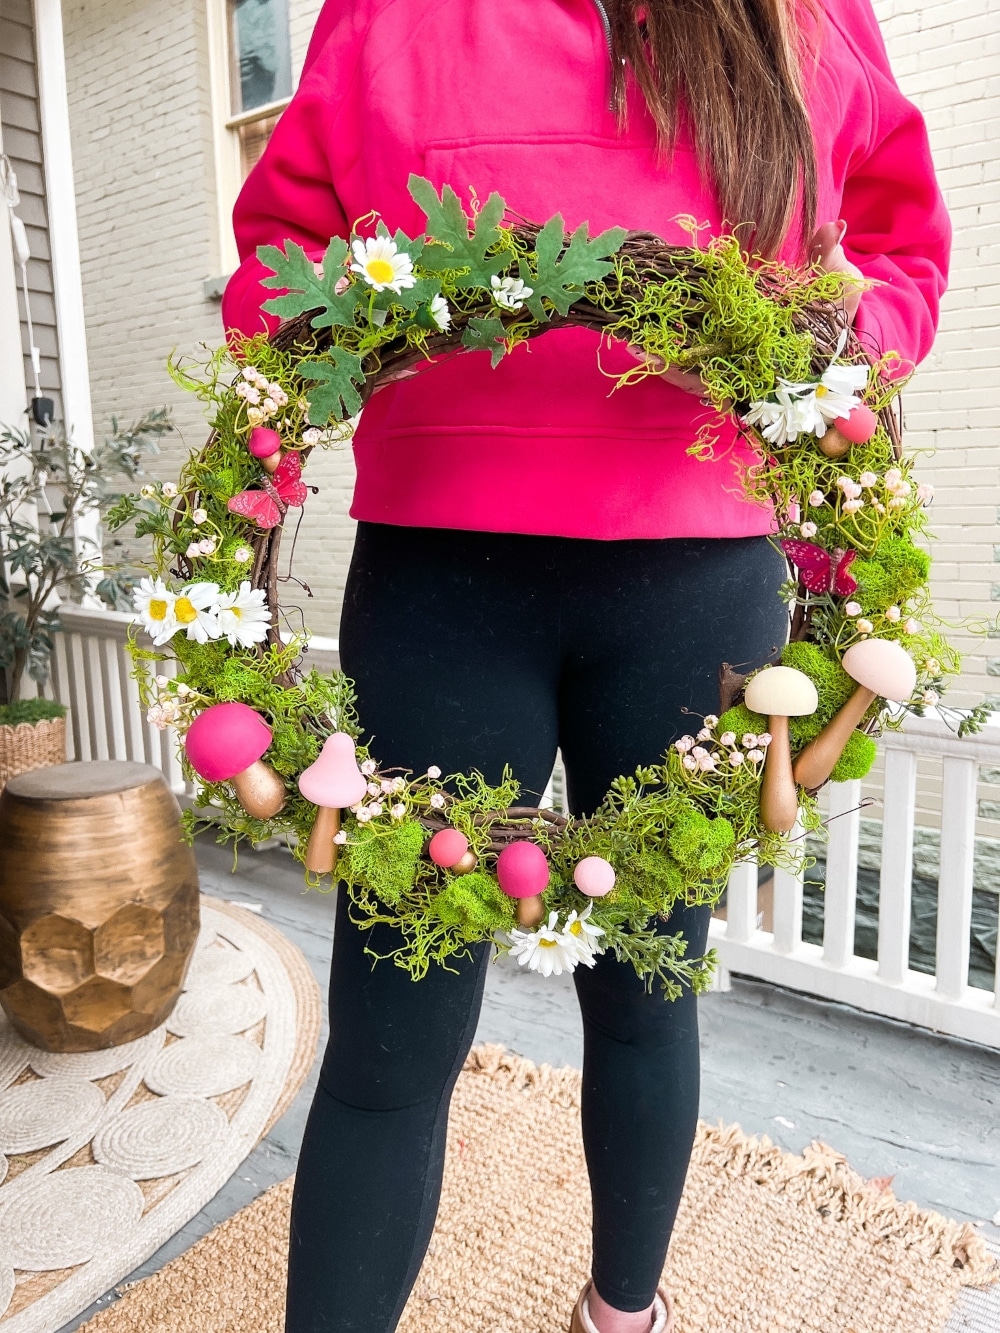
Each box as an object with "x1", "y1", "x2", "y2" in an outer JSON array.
[{"x1": 222, "y1": 0, "x2": 950, "y2": 541}]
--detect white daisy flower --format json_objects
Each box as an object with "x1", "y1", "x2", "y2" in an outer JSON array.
[
  {"x1": 133, "y1": 576, "x2": 178, "y2": 645},
  {"x1": 508, "y1": 913, "x2": 579, "y2": 977},
  {"x1": 560, "y1": 905, "x2": 605, "y2": 964},
  {"x1": 350, "y1": 235, "x2": 416, "y2": 294},
  {"x1": 173, "y1": 582, "x2": 222, "y2": 643},
  {"x1": 745, "y1": 382, "x2": 814, "y2": 445},
  {"x1": 814, "y1": 360, "x2": 869, "y2": 424},
  {"x1": 214, "y1": 581, "x2": 269, "y2": 648},
  {"x1": 428, "y1": 294, "x2": 451, "y2": 331},
  {"x1": 490, "y1": 274, "x2": 533, "y2": 310}
]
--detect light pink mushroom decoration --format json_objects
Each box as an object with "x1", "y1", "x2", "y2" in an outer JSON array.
[
  {"x1": 573, "y1": 856, "x2": 616, "y2": 898},
  {"x1": 297, "y1": 733, "x2": 369, "y2": 875},
  {"x1": 248, "y1": 426, "x2": 283, "y2": 474},
  {"x1": 497, "y1": 841, "x2": 550, "y2": 929},
  {"x1": 793, "y1": 639, "x2": 916, "y2": 790},
  {"x1": 428, "y1": 828, "x2": 478, "y2": 876},
  {"x1": 818, "y1": 404, "x2": 878, "y2": 459},
  {"x1": 185, "y1": 701, "x2": 286, "y2": 818}
]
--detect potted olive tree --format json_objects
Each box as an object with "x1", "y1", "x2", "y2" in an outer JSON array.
[{"x1": 0, "y1": 410, "x2": 172, "y2": 787}]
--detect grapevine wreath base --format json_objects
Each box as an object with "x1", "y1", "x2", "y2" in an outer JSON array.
[{"x1": 111, "y1": 177, "x2": 985, "y2": 996}]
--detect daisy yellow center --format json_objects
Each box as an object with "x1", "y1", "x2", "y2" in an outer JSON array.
[
  {"x1": 815, "y1": 384, "x2": 828, "y2": 397},
  {"x1": 148, "y1": 598, "x2": 169, "y2": 622},
  {"x1": 569, "y1": 922, "x2": 583, "y2": 936},
  {"x1": 174, "y1": 597, "x2": 198, "y2": 624},
  {"x1": 365, "y1": 258, "x2": 396, "y2": 284},
  {"x1": 538, "y1": 937, "x2": 558, "y2": 948},
  {"x1": 230, "y1": 607, "x2": 242, "y2": 619}
]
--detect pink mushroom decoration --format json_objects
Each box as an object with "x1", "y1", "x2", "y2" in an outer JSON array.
[
  {"x1": 573, "y1": 856, "x2": 616, "y2": 898},
  {"x1": 248, "y1": 426, "x2": 283, "y2": 474},
  {"x1": 496, "y1": 841, "x2": 550, "y2": 929},
  {"x1": 185, "y1": 702, "x2": 286, "y2": 818},
  {"x1": 818, "y1": 404, "x2": 878, "y2": 459},
  {"x1": 833, "y1": 403, "x2": 878, "y2": 444},
  {"x1": 297, "y1": 733, "x2": 368, "y2": 875},
  {"x1": 428, "y1": 828, "x2": 478, "y2": 876}
]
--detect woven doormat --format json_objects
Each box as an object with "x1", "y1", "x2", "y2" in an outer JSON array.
[
  {"x1": 0, "y1": 898, "x2": 321, "y2": 1333},
  {"x1": 77, "y1": 1045, "x2": 996, "y2": 1333}
]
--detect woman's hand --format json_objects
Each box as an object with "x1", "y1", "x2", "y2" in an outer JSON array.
[{"x1": 809, "y1": 220, "x2": 864, "y2": 321}]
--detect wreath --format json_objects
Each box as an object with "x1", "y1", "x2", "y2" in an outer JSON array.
[{"x1": 108, "y1": 176, "x2": 984, "y2": 997}]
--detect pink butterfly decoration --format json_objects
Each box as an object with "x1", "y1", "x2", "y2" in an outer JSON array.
[
  {"x1": 781, "y1": 540, "x2": 858, "y2": 597},
  {"x1": 227, "y1": 451, "x2": 308, "y2": 530}
]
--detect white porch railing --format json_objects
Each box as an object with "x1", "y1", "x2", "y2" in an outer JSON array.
[
  {"x1": 34, "y1": 605, "x2": 1000, "y2": 1050},
  {"x1": 710, "y1": 715, "x2": 1000, "y2": 1049}
]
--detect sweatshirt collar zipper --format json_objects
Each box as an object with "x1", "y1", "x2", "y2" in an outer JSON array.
[{"x1": 591, "y1": 0, "x2": 616, "y2": 110}]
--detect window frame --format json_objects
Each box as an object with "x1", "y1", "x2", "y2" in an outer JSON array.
[{"x1": 207, "y1": 0, "x2": 292, "y2": 278}]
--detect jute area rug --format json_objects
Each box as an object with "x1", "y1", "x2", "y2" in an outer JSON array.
[
  {"x1": 77, "y1": 1045, "x2": 996, "y2": 1333},
  {"x1": 0, "y1": 898, "x2": 321, "y2": 1333}
]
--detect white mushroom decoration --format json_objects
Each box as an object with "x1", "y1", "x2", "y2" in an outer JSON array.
[
  {"x1": 792, "y1": 639, "x2": 917, "y2": 790},
  {"x1": 743, "y1": 666, "x2": 819, "y2": 833}
]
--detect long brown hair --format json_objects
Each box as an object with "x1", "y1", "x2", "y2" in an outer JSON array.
[{"x1": 606, "y1": 0, "x2": 818, "y2": 257}]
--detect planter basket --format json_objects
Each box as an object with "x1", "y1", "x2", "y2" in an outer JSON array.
[{"x1": 0, "y1": 716, "x2": 67, "y2": 793}]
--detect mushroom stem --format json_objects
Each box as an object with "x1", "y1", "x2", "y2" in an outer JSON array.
[
  {"x1": 818, "y1": 426, "x2": 852, "y2": 459},
  {"x1": 261, "y1": 450, "x2": 283, "y2": 474},
  {"x1": 792, "y1": 685, "x2": 876, "y2": 790},
  {"x1": 304, "y1": 806, "x2": 341, "y2": 875},
  {"x1": 231, "y1": 760, "x2": 286, "y2": 819},
  {"x1": 759, "y1": 714, "x2": 800, "y2": 833},
  {"x1": 452, "y1": 851, "x2": 478, "y2": 876},
  {"x1": 517, "y1": 896, "x2": 546, "y2": 929}
]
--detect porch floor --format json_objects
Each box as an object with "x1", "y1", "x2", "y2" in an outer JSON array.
[{"x1": 60, "y1": 834, "x2": 1000, "y2": 1332}]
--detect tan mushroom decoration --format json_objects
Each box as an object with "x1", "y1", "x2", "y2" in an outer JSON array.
[
  {"x1": 792, "y1": 638, "x2": 916, "y2": 791},
  {"x1": 744, "y1": 666, "x2": 819, "y2": 833}
]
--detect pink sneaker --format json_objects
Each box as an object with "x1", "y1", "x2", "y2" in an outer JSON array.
[{"x1": 569, "y1": 1281, "x2": 674, "y2": 1333}]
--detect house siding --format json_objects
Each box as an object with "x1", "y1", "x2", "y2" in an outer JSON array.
[{"x1": 0, "y1": 0, "x2": 63, "y2": 419}]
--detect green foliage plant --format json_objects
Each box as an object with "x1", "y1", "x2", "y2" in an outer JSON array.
[
  {"x1": 0, "y1": 696, "x2": 66, "y2": 726},
  {"x1": 0, "y1": 410, "x2": 172, "y2": 701}
]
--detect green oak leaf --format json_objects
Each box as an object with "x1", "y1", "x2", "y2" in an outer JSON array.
[
  {"x1": 369, "y1": 276, "x2": 443, "y2": 317},
  {"x1": 408, "y1": 174, "x2": 507, "y2": 289},
  {"x1": 297, "y1": 351, "x2": 366, "y2": 423},
  {"x1": 522, "y1": 217, "x2": 628, "y2": 319},
  {"x1": 259, "y1": 238, "x2": 362, "y2": 329},
  {"x1": 461, "y1": 316, "x2": 508, "y2": 367}
]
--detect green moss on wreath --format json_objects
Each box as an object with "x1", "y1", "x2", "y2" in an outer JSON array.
[
  {"x1": 851, "y1": 539, "x2": 930, "y2": 612},
  {"x1": 668, "y1": 807, "x2": 736, "y2": 875},
  {"x1": 430, "y1": 873, "x2": 515, "y2": 938},
  {"x1": 340, "y1": 818, "x2": 427, "y2": 906},
  {"x1": 829, "y1": 730, "x2": 878, "y2": 782}
]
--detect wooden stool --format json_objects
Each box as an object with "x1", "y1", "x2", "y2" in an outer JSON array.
[{"x1": 0, "y1": 761, "x2": 199, "y2": 1052}]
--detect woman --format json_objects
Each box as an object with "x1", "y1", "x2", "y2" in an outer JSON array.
[{"x1": 222, "y1": 2, "x2": 949, "y2": 1329}]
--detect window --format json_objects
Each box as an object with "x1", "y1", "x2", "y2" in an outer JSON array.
[
  {"x1": 226, "y1": 0, "x2": 292, "y2": 177},
  {"x1": 207, "y1": 0, "x2": 294, "y2": 274}
]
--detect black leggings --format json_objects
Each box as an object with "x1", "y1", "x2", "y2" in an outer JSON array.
[{"x1": 285, "y1": 523, "x2": 787, "y2": 1331}]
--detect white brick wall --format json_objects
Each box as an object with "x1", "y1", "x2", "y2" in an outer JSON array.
[{"x1": 871, "y1": 0, "x2": 1000, "y2": 838}]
